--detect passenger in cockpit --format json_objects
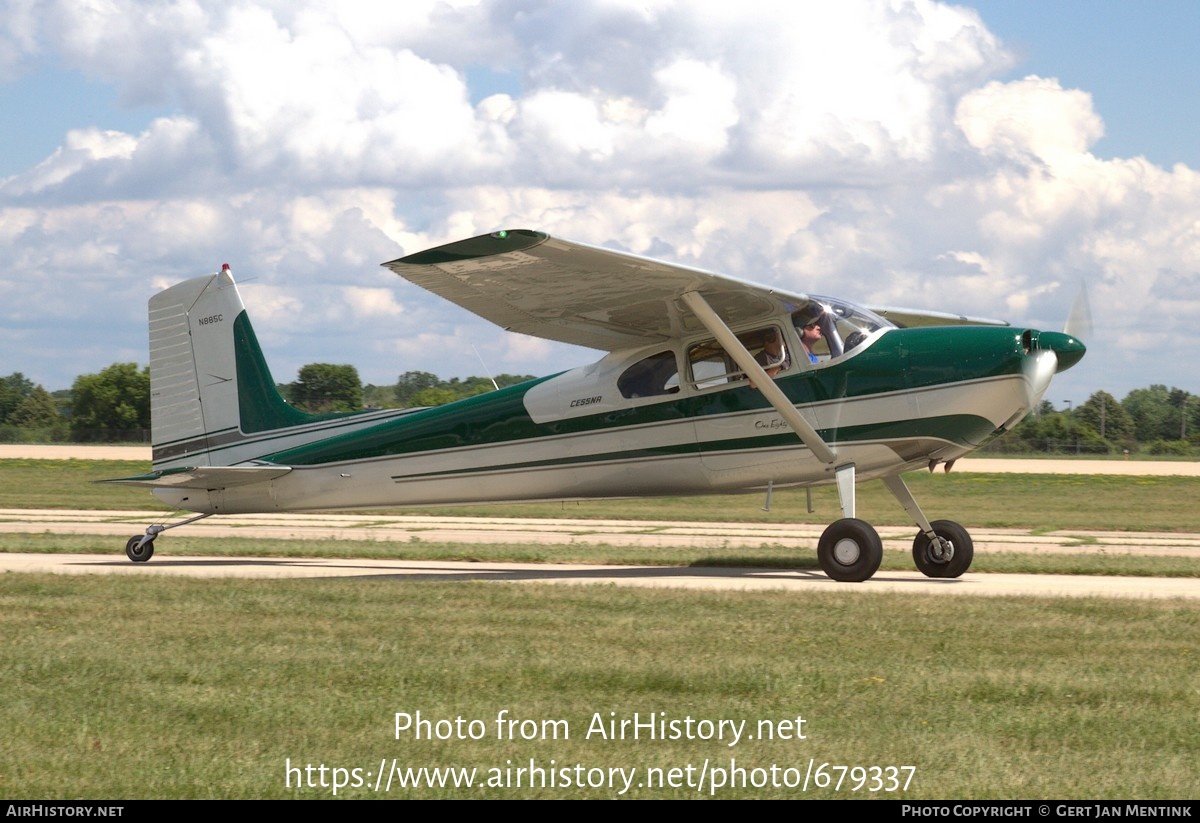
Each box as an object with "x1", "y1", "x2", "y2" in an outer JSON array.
[{"x1": 755, "y1": 328, "x2": 790, "y2": 377}]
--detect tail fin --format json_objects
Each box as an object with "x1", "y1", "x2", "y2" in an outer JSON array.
[{"x1": 149, "y1": 265, "x2": 312, "y2": 468}]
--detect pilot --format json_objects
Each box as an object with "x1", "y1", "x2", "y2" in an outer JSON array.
[{"x1": 795, "y1": 306, "x2": 824, "y2": 363}]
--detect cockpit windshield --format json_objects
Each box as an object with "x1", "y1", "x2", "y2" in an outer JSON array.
[{"x1": 792, "y1": 295, "x2": 894, "y2": 359}]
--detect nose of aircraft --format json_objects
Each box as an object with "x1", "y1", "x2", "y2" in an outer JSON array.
[{"x1": 1034, "y1": 330, "x2": 1087, "y2": 372}]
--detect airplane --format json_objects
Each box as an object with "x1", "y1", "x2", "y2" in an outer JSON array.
[{"x1": 103, "y1": 228, "x2": 1086, "y2": 581}]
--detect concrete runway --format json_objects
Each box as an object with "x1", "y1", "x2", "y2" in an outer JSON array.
[{"x1": 1, "y1": 446, "x2": 1197, "y2": 600}]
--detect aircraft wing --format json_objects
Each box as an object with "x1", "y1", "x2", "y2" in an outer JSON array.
[
  {"x1": 867, "y1": 305, "x2": 1009, "y2": 328},
  {"x1": 98, "y1": 465, "x2": 292, "y2": 490},
  {"x1": 383, "y1": 230, "x2": 810, "y2": 351}
]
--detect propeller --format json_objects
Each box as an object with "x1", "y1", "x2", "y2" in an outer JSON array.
[
  {"x1": 1024, "y1": 281, "x2": 1090, "y2": 376},
  {"x1": 1064, "y1": 281, "x2": 1093, "y2": 341}
]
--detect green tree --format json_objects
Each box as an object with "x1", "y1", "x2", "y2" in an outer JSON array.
[
  {"x1": 1000, "y1": 402, "x2": 1110, "y2": 454},
  {"x1": 394, "y1": 371, "x2": 536, "y2": 407},
  {"x1": 70, "y1": 363, "x2": 150, "y2": 440},
  {"x1": 8, "y1": 386, "x2": 62, "y2": 427},
  {"x1": 409, "y1": 387, "x2": 460, "y2": 407},
  {"x1": 287, "y1": 364, "x2": 363, "y2": 413},
  {"x1": 494, "y1": 374, "x2": 536, "y2": 389},
  {"x1": 1167, "y1": 388, "x2": 1195, "y2": 440},
  {"x1": 1076, "y1": 391, "x2": 1133, "y2": 443},
  {"x1": 362, "y1": 384, "x2": 402, "y2": 408},
  {"x1": 0, "y1": 373, "x2": 36, "y2": 422},
  {"x1": 1122, "y1": 385, "x2": 1180, "y2": 442},
  {"x1": 446, "y1": 376, "x2": 498, "y2": 398},
  {"x1": 394, "y1": 371, "x2": 442, "y2": 406}
]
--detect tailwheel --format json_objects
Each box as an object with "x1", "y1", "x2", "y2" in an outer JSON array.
[
  {"x1": 120, "y1": 514, "x2": 211, "y2": 562},
  {"x1": 125, "y1": 535, "x2": 154, "y2": 563},
  {"x1": 817, "y1": 518, "x2": 883, "y2": 582},
  {"x1": 912, "y1": 520, "x2": 973, "y2": 578}
]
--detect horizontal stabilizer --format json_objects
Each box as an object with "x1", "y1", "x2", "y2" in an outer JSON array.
[{"x1": 98, "y1": 465, "x2": 292, "y2": 490}]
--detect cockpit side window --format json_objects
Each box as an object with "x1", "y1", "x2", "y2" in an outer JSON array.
[
  {"x1": 618, "y1": 350, "x2": 680, "y2": 399},
  {"x1": 687, "y1": 339, "x2": 735, "y2": 389}
]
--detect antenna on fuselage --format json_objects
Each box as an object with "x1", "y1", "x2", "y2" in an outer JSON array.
[{"x1": 471, "y1": 344, "x2": 500, "y2": 391}]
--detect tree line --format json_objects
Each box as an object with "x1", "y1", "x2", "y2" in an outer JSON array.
[
  {"x1": 2, "y1": 365, "x2": 1198, "y2": 456},
  {"x1": 0, "y1": 365, "x2": 535, "y2": 443},
  {"x1": 986, "y1": 387, "x2": 1199, "y2": 456}
]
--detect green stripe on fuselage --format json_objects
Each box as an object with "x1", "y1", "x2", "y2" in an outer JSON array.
[
  {"x1": 381, "y1": 413, "x2": 995, "y2": 483},
  {"x1": 264, "y1": 326, "x2": 1025, "y2": 467}
]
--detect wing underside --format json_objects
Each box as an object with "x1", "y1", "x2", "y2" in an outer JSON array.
[
  {"x1": 384, "y1": 229, "x2": 1009, "y2": 350},
  {"x1": 383, "y1": 230, "x2": 808, "y2": 351}
]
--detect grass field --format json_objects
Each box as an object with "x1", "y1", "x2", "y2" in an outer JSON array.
[
  {"x1": 2, "y1": 575, "x2": 1197, "y2": 800},
  {"x1": 2, "y1": 459, "x2": 1199, "y2": 800}
]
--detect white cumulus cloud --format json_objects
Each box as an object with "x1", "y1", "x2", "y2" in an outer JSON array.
[{"x1": 0, "y1": 0, "x2": 1195, "y2": 405}]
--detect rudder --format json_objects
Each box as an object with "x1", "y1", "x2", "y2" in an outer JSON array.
[{"x1": 148, "y1": 266, "x2": 248, "y2": 467}]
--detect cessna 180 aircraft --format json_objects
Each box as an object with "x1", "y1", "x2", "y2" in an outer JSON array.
[{"x1": 106, "y1": 229, "x2": 1085, "y2": 581}]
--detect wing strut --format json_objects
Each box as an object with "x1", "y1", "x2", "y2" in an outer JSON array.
[{"x1": 680, "y1": 290, "x2": 859, "y2": 517}]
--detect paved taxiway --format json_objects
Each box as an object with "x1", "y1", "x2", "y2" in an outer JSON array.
[
  {"x1": 0, "y1": 551, "x2": 1195, "y2": 602},
  {"x1": 2, "y1": 551, "x2": 1197, "y2": 600},
  {"x1": 1, "y1": 507, "x2": 1197, "y2": 600},
  {"x1": 1, "y1": 447, "x2": 1197, "y2": 599}
]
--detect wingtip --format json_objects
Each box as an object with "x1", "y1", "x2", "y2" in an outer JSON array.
[{"x1": 386, "y1": 229, "x2": 549, "y2": 268}]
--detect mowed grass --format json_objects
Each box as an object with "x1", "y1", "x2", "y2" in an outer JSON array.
[
  {"x1": 5, "y1": 458, "x2": 1200, "y2": 532},
  {"x1": 2, "y1": 574, "x2": 1197, "y2": 800},
  {"x1": 3, "y1": 459, "x2": 1199, "y2": 799}
]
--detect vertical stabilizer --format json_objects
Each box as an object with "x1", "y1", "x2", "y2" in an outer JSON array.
[
  {"x1": 149, "y1": 266, "x2": 316, "y2": 468},
  {"x1": 149, "y1": 267, "x2": 247, "y2": 466}
]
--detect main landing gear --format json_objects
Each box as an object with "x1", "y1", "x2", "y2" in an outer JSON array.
[
  {"x1": 123, "y1": 513, "x2": 213, "y2": 562},
  {"x1": 911, "y1": 519, "x2": 974, "y2": 579},
  {"x1": 814, "y1": 466, "x2": 975, "y2": 582},
  {"x1": 817, "y1": 518, "x2": 883, "y2": 582}
]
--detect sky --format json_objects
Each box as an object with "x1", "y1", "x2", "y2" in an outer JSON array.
[{"x1": 1, "y1": 1, "x2": 1198, "y2": 411}]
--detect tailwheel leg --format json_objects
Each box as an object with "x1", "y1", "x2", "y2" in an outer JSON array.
[
  {"x1": 881, "y1": 475, "x2": 974, "y2": 578},
  {"x1": 124, "y1": 513, "x2": 213, "y2": 563}
]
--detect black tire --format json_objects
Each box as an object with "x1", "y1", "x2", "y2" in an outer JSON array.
[
  {"x1": 817, "y1": 518, "x2": 883, "y2": 582},
  {"x1": 125, "y1": 536, "x2": 154, "y2": 563},
  {"x1": 912, "y1": 520, "x2": 973, "y2": 578}
]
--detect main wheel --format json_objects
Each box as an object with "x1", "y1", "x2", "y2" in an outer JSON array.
[
  {"x1": 125, "y1": 535, "x2": 154, "y2": 563},
  {"x1": 912, "y1": 520, "x2": 973, "y2": 578},
  {"x1": 817, "y1": 518, "x2": 883, "y2": 582}
]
